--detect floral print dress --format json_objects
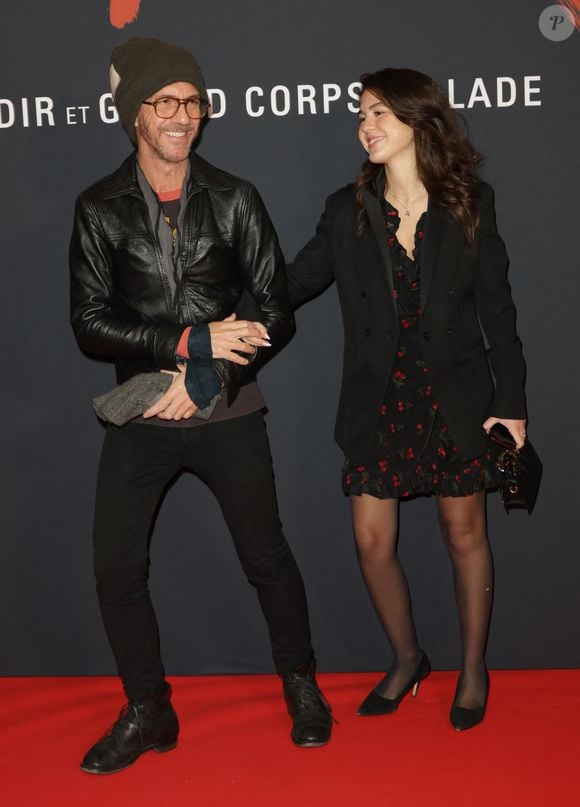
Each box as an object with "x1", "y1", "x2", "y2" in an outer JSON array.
[{"x1": 342, "y1": 199, "x2": 502, "y2": 499}]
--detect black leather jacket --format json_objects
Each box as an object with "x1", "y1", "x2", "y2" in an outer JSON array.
[{"x1": 70, "y1": 152, "x2": 294, "y2": 403}]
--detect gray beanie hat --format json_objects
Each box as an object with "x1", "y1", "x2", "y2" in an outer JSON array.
[{"x1": 110, "y1": 37, "x2": 208, "y2": 143}]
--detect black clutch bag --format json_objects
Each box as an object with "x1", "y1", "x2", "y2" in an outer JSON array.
[{"x1": 488, "y1": 424, "x2": 542, "y2": 514}]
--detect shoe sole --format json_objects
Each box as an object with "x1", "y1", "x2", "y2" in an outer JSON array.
[
  {"x1": 291, "y1": 734, "x2": 331, "y2": 748},
  {"x1": 293, "y1": 740, "x2": 329, "y2": 748},
  {"x1": 80, "y1": 740, "x2": 178, "y2": 775}
]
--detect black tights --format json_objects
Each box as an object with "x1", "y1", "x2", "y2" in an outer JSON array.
[{"x1": 351, "y1": 491, "x2": 492, "y2": 707}]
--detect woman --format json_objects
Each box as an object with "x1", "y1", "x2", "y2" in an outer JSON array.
[{"x1": 287, "y1": 68, "x2": 527, "y2": 731}]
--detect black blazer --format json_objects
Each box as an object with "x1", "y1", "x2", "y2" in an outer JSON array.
[{"x1": 288, "y1": 176, "x2": 526, "y2": 463}]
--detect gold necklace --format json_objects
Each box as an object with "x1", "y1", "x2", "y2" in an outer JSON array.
[{"x1": 386, "y1": 189, "x2": 426, "y2": 217}]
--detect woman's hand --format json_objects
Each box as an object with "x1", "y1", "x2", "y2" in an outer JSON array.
[
  {"x1": 208, "y1": 313, "x2": 270, "y2": 365},
  {"x1": 483, "y1": 417, "x2": 527, "y2": 449}
]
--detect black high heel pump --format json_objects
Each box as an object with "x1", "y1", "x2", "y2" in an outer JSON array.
[
  {"x1": 450, "y1": 670, "x2": 490, "y2": 731},
  {"x1": 357, "y1": 652, "x2": 431, "y2": 716}
]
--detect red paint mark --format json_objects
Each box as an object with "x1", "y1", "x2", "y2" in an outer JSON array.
[
  {"x1": 559, "y1": 0, "x2": 580, "y2": 28},
  {"x1": 110, "y1": 0, "x2": 141, "y2": 29}
]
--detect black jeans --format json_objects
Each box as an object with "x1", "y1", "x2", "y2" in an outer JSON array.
[{"x1": 93, "y1": 411, "x2": 313, "y2": 700}]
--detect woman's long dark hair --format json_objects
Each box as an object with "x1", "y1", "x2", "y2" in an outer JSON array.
[{"x1": 355, "y1": 68, "x2": 482, "y2": 245}]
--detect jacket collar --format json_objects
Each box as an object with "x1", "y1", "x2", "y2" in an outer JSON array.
[
  {"x1": 364, "y1": 166, "x2": 446, "y2": 312},
  {"x1": 362, "y1": 178, "x2": 394, "y2": 299},
  {"x1": 102, "y1": 150, "x2": 234, "y2": 200},
  {"x1": 420, "y1": 197, "x2": 444, "y2": 312}
]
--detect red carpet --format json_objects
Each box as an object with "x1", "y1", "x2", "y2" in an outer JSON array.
[{"x1": 1, "y1": 671, "x2": 578, "y2": 806}]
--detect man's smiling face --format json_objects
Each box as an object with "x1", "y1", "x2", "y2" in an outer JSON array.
[{"x1": 135, "y1": 82, "x2": 203, "y2": 166}]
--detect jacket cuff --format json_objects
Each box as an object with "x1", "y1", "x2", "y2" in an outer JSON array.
[
  {"x1": 487, "y1": 339, "x2": 527, "y2": 418},
  {"x1": 184, "y1": 363, "x2": 222, "y2": 409},
  {"x1": 187, "y1": 324, "x2": 212, "y2": 365}
]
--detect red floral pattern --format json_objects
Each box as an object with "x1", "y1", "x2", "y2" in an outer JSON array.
[{"x1": 343, "y1": 200, "x2": 502, "y2": 499}]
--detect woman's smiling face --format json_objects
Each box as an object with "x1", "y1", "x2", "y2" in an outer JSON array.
[{"x1": 357, "y1": 90, "x2": 415, "y2": 166}]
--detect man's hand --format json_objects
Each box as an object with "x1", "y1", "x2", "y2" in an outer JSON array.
[
  {"x1": 143, "y1": 366, "x2": 198, "y2": 420},
  {"x1": 483, "y1": 417, "x2": 527, "y2": 449},
  {"x1": 208, "y1": 313, "x2": 270, "y2": 365}
]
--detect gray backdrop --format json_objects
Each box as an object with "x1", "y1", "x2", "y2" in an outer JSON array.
[{"x1": 1, "y1": 1, "x2": 578, "y2": 676}]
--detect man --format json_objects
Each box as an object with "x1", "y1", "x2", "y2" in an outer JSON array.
[{"x1": 70, "y1": 37, "x2": 332, "y2": 775}]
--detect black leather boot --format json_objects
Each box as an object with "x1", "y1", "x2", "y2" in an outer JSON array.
[
  {"x1": 80, "y1": 682, "x2": 179, "y2": 774},
  {"x1": 281, "y1": 661, "x2": 333, "y2": 747}
]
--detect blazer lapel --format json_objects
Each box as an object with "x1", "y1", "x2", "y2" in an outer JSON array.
[
  {"x1": 362, "y1": 174, "x2": 448, "y2": 315},
  {"x1": 420, "y1": 198, "x2": 444, "y2": 312},
  {"x1": 362, "y1": 184, "x2": 394, "y2": 299}
]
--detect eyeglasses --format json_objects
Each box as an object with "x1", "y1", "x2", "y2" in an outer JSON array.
[{"x1": 142, "y1": 96, "x2": 209, "y2": 120}]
